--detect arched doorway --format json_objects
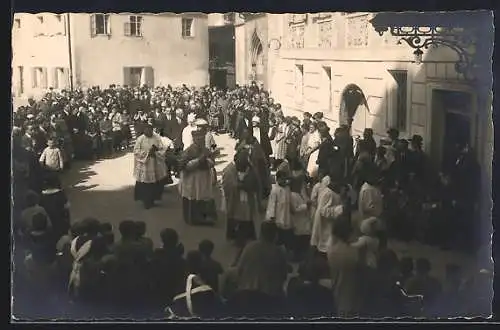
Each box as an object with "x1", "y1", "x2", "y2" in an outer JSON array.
[
  {"x1": 339, "y1": 84, "x2": 367, "y2": 135},
  {"x1": 250, "y1": 29, "x2": 264, "y2": 84}
]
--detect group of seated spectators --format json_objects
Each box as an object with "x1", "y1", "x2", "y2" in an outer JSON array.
[{"x1": 13, "y1": 205, "x2": 492, "y2": 319}]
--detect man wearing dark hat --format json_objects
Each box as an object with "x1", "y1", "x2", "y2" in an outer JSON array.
[
  {"x1": 386, "y1": 128, "x2": 400, "y2": 149},
  {"x1": 178, "y1": 129, "x2": 217, "y2": 225},
  {"x1": 407, "y1": 134, "x2": 427, "y2": 181}
]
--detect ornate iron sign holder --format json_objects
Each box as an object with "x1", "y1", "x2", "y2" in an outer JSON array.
[
  {"x1": 373, "y1": 25, "x2": 477, "y2": 80},
  {"x1": 368, "y1": 12, "x2": 490, "y2": 82}
]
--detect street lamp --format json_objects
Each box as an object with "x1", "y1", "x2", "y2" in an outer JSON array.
[{"x1": 413, "y1": 49, "x2": 423, "y2": 65}]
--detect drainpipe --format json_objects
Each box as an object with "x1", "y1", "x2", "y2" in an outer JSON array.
[{"x1": 66, "y1": 13, "x2": 74, "y2": 91}]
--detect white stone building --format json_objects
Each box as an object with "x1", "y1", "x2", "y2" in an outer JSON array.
[
  {"x1": 12, "y1": 13, "x2": 209, "y2": 100},
  {"x1": 234, "y1": 13, "x2": 491, "y2": 174}
]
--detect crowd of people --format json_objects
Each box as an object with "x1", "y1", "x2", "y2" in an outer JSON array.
[{"x1": 12, "y1": 82, "x2": 491, "y2": 319}]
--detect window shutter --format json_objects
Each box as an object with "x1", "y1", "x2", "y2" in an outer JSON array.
[
  {"x1": 63, "y1": 68, "x2": 70, "y2": 89},
  {"x1": 106, "y1": 15, "x2": 111, "y2": 35},
  {"x1": 41, "y1": 68, "x2": 48, "y2": 89},
  {"x1": 90, "y1": 14, "x2": 96, "y2": 37},
  {"x1": 189, "y1": 19, "x2": 194, "y2": 37},
  {"x1": 31, "y1": 68, "x2": 37, "y2": 88},
  {"x1": 52, "y1": 67, "x2": 58, "y2": 89},
  {"x1": 124, "y1": 22, "x2": 131, "y2": 36},
  {"x1": 145, "y1": 67, "x2": 154, "y2": 88},
  {"x1": 123, "y1": 67, "x2": 131, "y2": 86}
]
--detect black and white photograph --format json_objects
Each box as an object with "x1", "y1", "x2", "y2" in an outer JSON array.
[{"x1": 11, "y1": 11, "x2": 494, "y2": 321}]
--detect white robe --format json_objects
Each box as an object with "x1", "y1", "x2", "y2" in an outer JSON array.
[
  {"x1": 133, "y1": 133, "x2": 168, "y2": 183},
  {"x1": 307, "y1": 149, "x2": 320, "y2": 178},
  {"x1": 291, "y1": 192, "x2": 311, "y2": 236},
  {"x1": 310, "y1": 187, "x2": 342, "y2": 253},
  {"x1": 358, "y1": 182, "x2": 383, "y2": 221},
  {"x1": 266, "y1": 184, "x2": 292, "y2": 230},
  {"x1": 179, "y1": 158, "x2": 216, "y2": 201},
  {"x1": 181, "y1": 125, "x2": 196, "y2": 151}
]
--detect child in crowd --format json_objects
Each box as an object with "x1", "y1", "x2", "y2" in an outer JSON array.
[
  {"x1": 404, "y1": 258, "x2": 443, "y2": 309},
  {"x1": 302, "y1": 112, "x2": 312, "y2": 125},
  {"x1": 309, "y1": 174, "x2": 331, "y2": 220},
  {"x1": 40, "y1": 175, "x2": 70, "y2": 241},
  {"x1": 351, "y1": 216, "x2": 383, "y2": 269},
  {"x1": 99, "y1": 222, "x2": 115, "y2": 251},
  {"x1": 57, "y1": 221, "x2": 84, "y2": 253},
  {"x1": 312, "y1": 112, "x2": 324, "y2": 123},
  {"x1": 290, "y1": 178, "x2": 312, "y2": 262},
  {"x1": 198, "y1": 239, "x2": 224, "y2": 292},
  {"x1": 398, "y1": 257, "x2": 415, "y2": 286},
  {"x1": 266, "y1": 171, "x2": 293, "y2": 254},
  {"x1": 20, "y1": 190, "x2": 52, "y2": 235},
  {"x1": 135, "y1": 221, "x2": 154, "y2": 253},
  {"x1": 39, "y1": 137, "x2": 64, "y2": 174},
  {"x1": 26, "y1": 213, "x2": 56, "y2": 264}
]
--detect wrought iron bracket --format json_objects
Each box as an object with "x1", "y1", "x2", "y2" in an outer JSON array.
[{"x1": 373, "y1": 25, "x2": 478, "y2": 80}]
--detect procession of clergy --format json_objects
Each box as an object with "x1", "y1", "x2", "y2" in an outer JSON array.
[{"x1": 13, "y1": 80, "x2": 491, "y2": 319}]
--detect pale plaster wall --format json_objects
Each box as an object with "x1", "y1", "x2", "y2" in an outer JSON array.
[
  {"x1": 12, "y1": 13, "x2": 210, "y2": 100},
  {"x1": 12, "y1": 13, "x2": 71, "y2": 99},
  {"x1": 263, "y1": 13, "x2": 479, "y2": 156},
  {"x1": 70, "y1": 13, "x2": 209, "y2": 89}
]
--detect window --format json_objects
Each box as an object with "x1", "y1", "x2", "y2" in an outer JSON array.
[
  {"x1": 91, "y1": 14, "x2": 111, "y2": 36},
  {"x1": 51, "y1": 67, "x2": 66, "y2": 89},
  {"x1": 37, "y1": 16, "x2": 44, "y2": 24},
  {"x1": 124, "y1": 15, "x2": 143, "y2": 37},
  {"x1": 32, "y1": 67, "x2": 47, "y2": 89},
  {"x1": 17, "y1": 66, "x2": 24, "y2": 95},
  {"x1": 14, "y1": 18, "x2": 21, "y2": 29},
  {"x1": 182, "y1": 18, "x2": 194, "y2": 37},
  {"x1": 389, "y1": 70, "x2": 408, "y2": 131}
]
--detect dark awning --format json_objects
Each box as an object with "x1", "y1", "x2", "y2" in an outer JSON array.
[{"x1": 369, "y1": 11, "x2": 492, "y2": 30}]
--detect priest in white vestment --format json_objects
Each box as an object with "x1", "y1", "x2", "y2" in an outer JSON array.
[
  {"x1": 178, "y1": 129, "x2": 217, "y2": 225},
  {"x1": 133, "y1": 123, "x2": 168, "y2": 209}
]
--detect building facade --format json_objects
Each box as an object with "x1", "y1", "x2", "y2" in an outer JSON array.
[
  {"x1": 248, "y1": 13, "x2": 491, "y2": 176},
  {"x1": 234, "y1": 13, "x2": 270, "y2": 88},
  {"x1": 12, "y1": 13, "x2": 209, "y2": 100}
]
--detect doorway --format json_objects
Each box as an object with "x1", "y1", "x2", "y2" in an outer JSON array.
[
  {"x1": 339, "y1": 84, "x2": 366, "y2": 135},
  {"x1": 210, "y1": 69, "x2": 227, "y2": 89},
  {"x1": 430, "y1": 89, "x2": 474, "y2": 172},
  {"x1": 129, "y1": 68, "x2": 142, "y2": 87}
]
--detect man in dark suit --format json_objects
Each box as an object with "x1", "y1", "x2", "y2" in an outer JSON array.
[{"x1": 171, "y1": 109, "x2": 186, "y2": 151}]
